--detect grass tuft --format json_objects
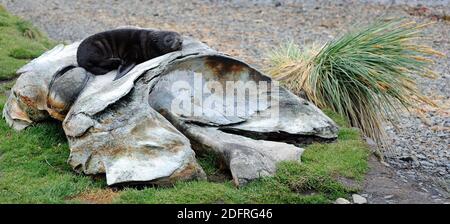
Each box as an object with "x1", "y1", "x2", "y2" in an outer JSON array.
[
  {"x1": 267, "y1": 19, "x2": 443, "y2": 146},
  {"x1": 9, "y1": 48, "x2": 43, "y2": 59},
  {"x1": 15, "y1": 20, "x2": 42, "y2": 39}
]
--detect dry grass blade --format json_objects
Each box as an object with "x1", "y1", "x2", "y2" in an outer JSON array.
[{"x1": 266, "y1": 19, "x2": 443, "y2": 146}]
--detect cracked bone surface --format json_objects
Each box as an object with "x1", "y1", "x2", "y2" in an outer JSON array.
[{"x1": 2, "y1": 36, "x2": 338, "y2": 186}]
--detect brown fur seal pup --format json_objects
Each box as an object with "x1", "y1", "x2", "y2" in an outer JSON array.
[{"x1": 77, "y1": 28, "x2": 183, "y2": 80}]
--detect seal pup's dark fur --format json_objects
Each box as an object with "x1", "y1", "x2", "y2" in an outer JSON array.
[{"x1": 77, "y1": 28, "x2": 183, "y2": 80}]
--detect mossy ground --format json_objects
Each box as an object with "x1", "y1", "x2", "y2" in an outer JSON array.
[{"x1": 0, "y1": 6, "x2": 370, "y2": 204}]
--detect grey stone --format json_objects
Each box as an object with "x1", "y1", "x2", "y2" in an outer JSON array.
[
  {"x1": 334, "y1": 198, "x2": 351, "y2": 204},
  {"x1": 352, "y1": 194, "x2": 368, "y2": 204},
  {"x1": 384, "y1": 195, "x2": 394, "y2": 199},
  {"x1": 420, "y1": 161, "x2": 434, "y2": 167}
]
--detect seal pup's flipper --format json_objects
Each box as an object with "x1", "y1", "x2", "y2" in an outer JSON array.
[{"x1": 114, "y1": 62, "x2": 136, "y2": 81}]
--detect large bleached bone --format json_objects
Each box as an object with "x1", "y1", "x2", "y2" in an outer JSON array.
[
  {"x1": 2, "y1": 36, "x2": 338, "y2": 186},
  {"x1": 146, "y1": 54, "x2": 337, "y2": 185}
]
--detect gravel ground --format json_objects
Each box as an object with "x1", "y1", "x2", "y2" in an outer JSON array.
[{"x1": 1, "y1": 0, "x2": 448, "y2": 203}]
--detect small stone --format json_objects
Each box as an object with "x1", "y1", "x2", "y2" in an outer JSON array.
[
  {"x1": 384, "y1": 195, "x2": 394, "y2": 199},
  {"x1": 416, "y1": 154, "x2": 427, "y2": 160},
  {"x1": 352, "y1": 194, "x2": 368, "y2": 204},
  {"x1": 399, "y1": 155, "x2": 417, "y2": 163},
  {"x1": 335, "y1": 198, "x2": 351, "y2": 204},
  {"x1": 420, "y1": 161, "x2": 433, "y2": 167}
]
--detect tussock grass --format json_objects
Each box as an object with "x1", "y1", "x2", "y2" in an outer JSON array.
[{"x1": 267, "y1": 19, "x2": 443, "y2": 145}]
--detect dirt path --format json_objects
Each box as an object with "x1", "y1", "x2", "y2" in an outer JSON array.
[{"x1": 1, "y1": 0, "x2": 448, "y2": 203}]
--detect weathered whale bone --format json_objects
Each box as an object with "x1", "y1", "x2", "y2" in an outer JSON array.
[{"x1": 3, "y1": 36, "x2": 339, "y2": 186}]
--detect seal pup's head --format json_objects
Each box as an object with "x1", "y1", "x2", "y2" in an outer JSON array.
[{"x1": 154, "y1": 31, "x2": 183, "y2": 54}]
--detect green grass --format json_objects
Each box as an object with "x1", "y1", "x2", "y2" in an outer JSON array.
[
  {"x1": 0, "y1": 5, "x2": 54, "y2": 80},
  {"x1": 267, "y1": 19, "x2": 442, "y2": 145},
  {"x1": 0, "y1": 6, "x2": 370, "y2": 204},
  {"x1": 0, "y1": 121, "x2": 106, "y2": 203}
]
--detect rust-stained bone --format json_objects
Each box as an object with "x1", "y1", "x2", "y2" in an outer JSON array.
[
  {"x1": 148, "y1": 55, "x2": 338, "y2": 144},
  {"x1": 147, "y1": 54, "x2": 338, "y2": 186}
]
